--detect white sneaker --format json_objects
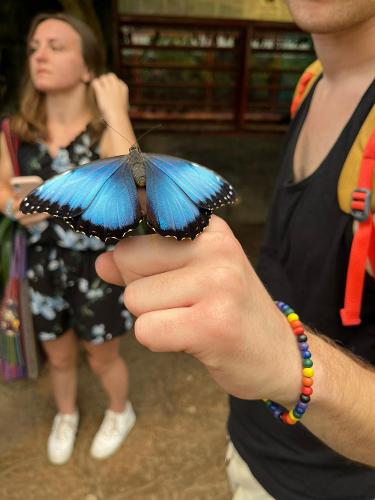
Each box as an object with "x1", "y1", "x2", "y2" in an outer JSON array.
[
  {"x1": 90, "y1": 401, "x2": 136, "y2": 460},
  {"x1": 47, "y1": 411, "x2": 79, "y2": 465}
]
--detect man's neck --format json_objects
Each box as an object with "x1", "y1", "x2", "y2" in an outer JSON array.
[{"x1": 312, "y1": 16, "x2": 375, "y2": 83}]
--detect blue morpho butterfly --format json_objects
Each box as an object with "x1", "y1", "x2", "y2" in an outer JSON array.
[{"x1": 20, "y1": 144, "x2": 237, "y2": 242}]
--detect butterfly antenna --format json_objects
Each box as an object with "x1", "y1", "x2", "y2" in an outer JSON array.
[
  {"x1": 136, "y1": 124, "x2": 163, "y2": 144},
  {"x1": 102, "y1": 119, "x2": 133, "y2": 147}
]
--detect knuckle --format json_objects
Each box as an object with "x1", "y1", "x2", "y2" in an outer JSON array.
[
  {"x1": 201, "y1": 227, "x2": 240, "y2": 259},
  {"x1": 133, "y1": 314, "x2": 155, "y2": 350},
  {"x1": 123, "y1": 284, "x2": 138, "y2": 315},
  {"x1": 196, "y1": 297, "x2": 235, "y2": 343},
  {"x1": 214, "y1": 292, "x2": 238, "y2": 322},
  {"x1": 209, "y1": 265, "x2": 234, "y2": 290},
  {"x1": 202, "y1": 261, "x2": 245, "y2": 299}
]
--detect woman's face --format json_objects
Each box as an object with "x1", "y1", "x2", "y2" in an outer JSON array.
[{"x1": 28, "y1": 19, "x2": 91, "y2": 93}]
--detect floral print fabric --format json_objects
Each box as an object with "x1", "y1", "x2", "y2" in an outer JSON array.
[
  {"x1": 18, "y1": 126, "x2": 106, "y2": 250},
  {"x1": 27, "y1": 245, "x2": 133, "y2": 343},
  {"x1": 18, "y1": 127, "x2": 133, "y2": 342}
]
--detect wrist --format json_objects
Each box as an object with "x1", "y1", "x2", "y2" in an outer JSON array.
[
  {"x1": 265, "y1": 302, "x2": 315, "y2": 425},
  {"x1": 104, "y1": 114, "x2": 131, "y2": 129},
  {"x1": 302, "y1": 333, "x2": 346, "y2": 412},
  {"x1": 271, "y1": 315, "x2": 303, "y2": 407}
]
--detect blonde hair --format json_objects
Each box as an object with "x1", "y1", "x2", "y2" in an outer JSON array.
[{"x1": 11, "y1": 12, "x2": 106, "y2": 144}]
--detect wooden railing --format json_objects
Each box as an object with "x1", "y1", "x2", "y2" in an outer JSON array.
[{"x1": 112, "y1": 14, "x2": 315, "y2": 131}]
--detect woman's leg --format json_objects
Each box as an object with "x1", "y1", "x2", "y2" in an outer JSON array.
[
  {"x1": 83, "y1": 338, "x2": 135, "y2": 459},
  {"x1": 82, "y1": 338, "x2": 129, "y2": 412},
  {"x1": 42, "y1": 328, "x2": 79, "y2": 414},
  {"x1": 42, "y1": 329, "x2": 80, "y2": 464}
]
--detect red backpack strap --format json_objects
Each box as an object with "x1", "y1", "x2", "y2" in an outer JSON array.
[
  {"x1": 340, "y1": 131, "x2": 375, "y2": 326},
  {"x1": 1, "y1": 118, "x2": 20, "y2": 176}
]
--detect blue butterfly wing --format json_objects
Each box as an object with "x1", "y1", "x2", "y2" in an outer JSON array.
[
  {"x1": 144, "y1": 156, "x2": 211, "y2": 240},
  {"x1": 144, "y1": 154, "x2": 236, "y2": 210},
  {"x1": 69, "y1": 162, "x2": 142, "y2": 241},
  {"x1": 21, "y1": 156, "x2": 127, "y2": 218},
  {"x1": 21, "y1": 156, "x2": 142, "y2": 242}
]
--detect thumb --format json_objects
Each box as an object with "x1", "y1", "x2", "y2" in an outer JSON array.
[{"x1": 95, "y1": 251, "x2": 124, "y2": 286}]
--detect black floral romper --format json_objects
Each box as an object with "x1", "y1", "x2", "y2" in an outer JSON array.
[{"x1": 18, "y1": 127, "x2": 133, "y2": 344}]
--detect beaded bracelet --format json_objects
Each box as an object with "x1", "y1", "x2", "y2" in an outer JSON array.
[{"x1": 264, "y1": 301, "x2": 314, "y2": 425}]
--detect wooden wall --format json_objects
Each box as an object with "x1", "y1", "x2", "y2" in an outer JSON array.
[{"x1": 118, "y1": 0, "x2": 292, "y2": 22}]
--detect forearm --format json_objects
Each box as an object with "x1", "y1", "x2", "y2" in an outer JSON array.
[
  {"x1": 297, "y1": 333, "x2": 375, "y2": 466},
  {"x1": 0, "y1": 183, "x2": 16, "y2": 215},
  {"x1": 92, "y1": 73, "x2": 136, "y2": 156},
  {"x1": 0, "y1": 132, "x2": 17, "y2": 214},
  {"x1": 104, "y1": 114, "x2": 136, "y2": 156}
]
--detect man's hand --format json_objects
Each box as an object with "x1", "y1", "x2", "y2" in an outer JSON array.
[
  {"x1": 96, "y1": 216, "x2": 301, "y2": 404},
  {"x1": 97, "y1": 218, "x2": 375, "y2": 466}
]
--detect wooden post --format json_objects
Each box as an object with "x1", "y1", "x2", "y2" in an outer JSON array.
[
  {"x1": 235, "y1": 24, "x2": 251, "y2": 130},
  {"x1": 111, "y1": 0, "x2": 120, "y2": 74}
]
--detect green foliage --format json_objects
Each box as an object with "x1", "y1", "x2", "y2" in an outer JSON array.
[{"x1": 0, "y1": 216, "x2": 15, "y2": 296}]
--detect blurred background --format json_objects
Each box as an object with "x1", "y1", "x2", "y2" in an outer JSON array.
[{"x1": 0, "y1": 1, "x2": 315, "y2": 499}]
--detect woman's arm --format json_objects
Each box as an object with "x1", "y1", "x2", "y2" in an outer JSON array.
[
  {"x1": 0, "y1": 131, "x2": 20, "y2": 214},
  {"x1": 92, "y1": 73, "x2": 137, "y2": 157},
  {"x1": 0, "y1": 131, "x2": 48, "y2": 225},
  {"x1": 95, "y1": 216, "x2": 375, "y2": 467}
]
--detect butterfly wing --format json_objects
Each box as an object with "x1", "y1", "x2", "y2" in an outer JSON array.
[
  {"x1": 144, "y1": 154, "x2": 237, "y2": 210},
  {"x1": 144, "y1": 156, "x2": 211, "y2": 240},
  {"x1": 21, "y1": 156, "x2": 142, "y2": 242},
  {"x1": 69, "y1": 162, "x2": 142, "y2": 241},
  {"x1": 21, "y1": 156, "x2": 127, "y2": 218}
]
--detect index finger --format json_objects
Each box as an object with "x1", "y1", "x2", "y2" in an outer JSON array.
[{"x1": 95, "y1": 215, "x2": 233, "y2": 286}]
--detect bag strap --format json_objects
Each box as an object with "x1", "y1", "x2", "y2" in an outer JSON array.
[
  {"x1": 340, "y1": 131, "x2": 375, "y2": 326},
  {"x1": 290, "y1": 60, "x2": 323, "y2": 118},
  {"x1": 291, "y1": 63, "x2": 375, "y2": 214},
  {"x1": 337, "y1": 105, "x2": 375, "y2": 214},
  {"x1": 291, "y1": 62, "x2": 375, "y2": 326},
  {"x1": 1, "y1": 118, "x2": 20, "y2": 176}
]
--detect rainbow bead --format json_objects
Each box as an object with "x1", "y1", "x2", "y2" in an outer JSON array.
[
  {"x1": 293, "y1": 326, "x2": 305, "y2": 335},
  {"x1": 303, "y1": 377, "x2": 313, "y2": 387},
  {"x1": 287, "y1": 313, "x2": 299, "y2": 322},
  {"x1": 264, "y1": 302, "x2": 314, "y2": 426},
  {"x1": 303, "y1": 367, "x2": 314, "y2": 377}
]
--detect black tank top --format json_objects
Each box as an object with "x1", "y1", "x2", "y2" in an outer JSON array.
[{"x1": 228, "y1": 79, "x2": 375, "y2": 500}]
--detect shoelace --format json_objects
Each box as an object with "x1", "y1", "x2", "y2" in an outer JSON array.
[
  {"x1": 101, "y1": 412, "x2": 121, "y2": 437},
  {"x1": 54, "y1": 415, "x2": 77, "y2": 441}
]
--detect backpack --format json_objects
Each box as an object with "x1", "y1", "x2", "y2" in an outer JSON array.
[{"x1": 290, "y1": 61, "x2": 375, "y2": 327}]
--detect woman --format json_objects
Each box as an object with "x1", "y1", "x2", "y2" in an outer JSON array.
[{"x1": 0, "y1": 13, "x2": 136, "y2": 465}]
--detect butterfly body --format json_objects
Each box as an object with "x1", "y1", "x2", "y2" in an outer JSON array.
[
  {"x1": 128, "y1": 144, "x2": 146, "y2": 187},
  {"x1": 21, "y1": 147, "x2": 237, "y2": 242}
]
